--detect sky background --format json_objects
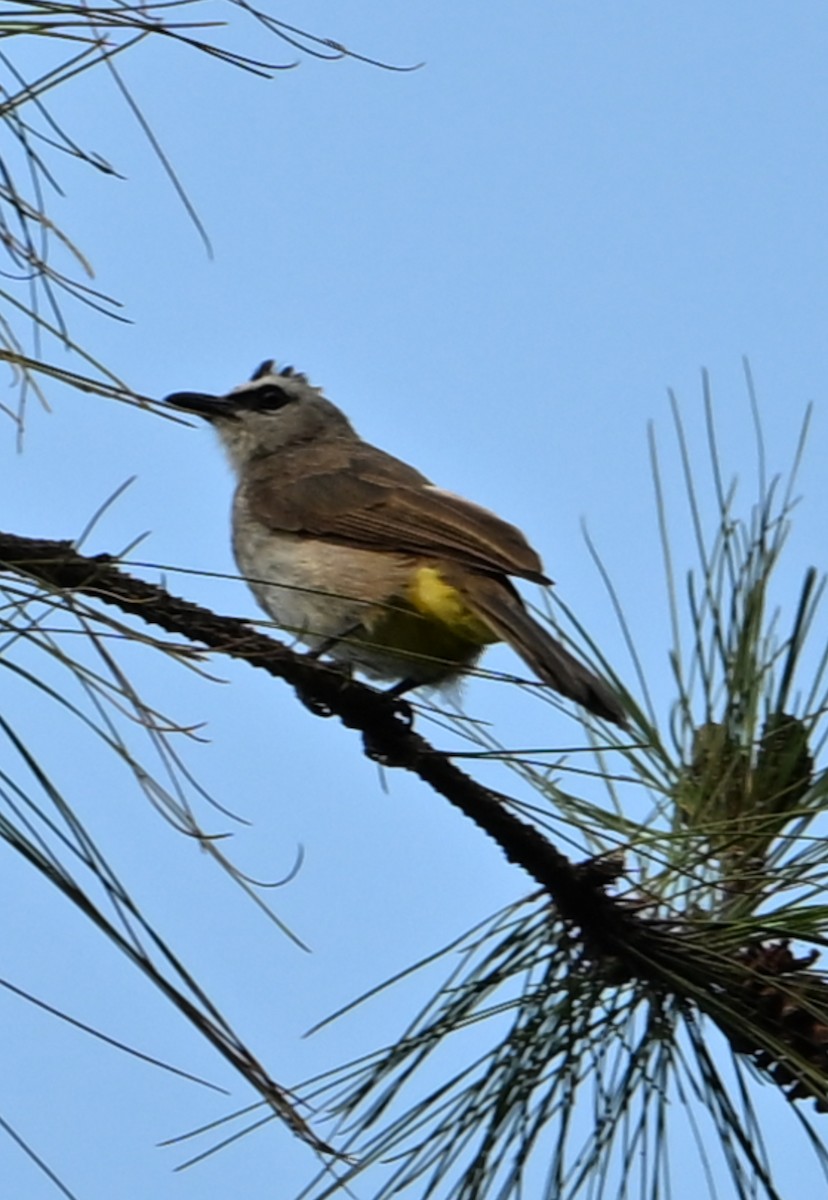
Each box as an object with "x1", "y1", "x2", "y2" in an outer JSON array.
[{"x1": 3, "y1": 2, "x2": 828, "y2": 1196}]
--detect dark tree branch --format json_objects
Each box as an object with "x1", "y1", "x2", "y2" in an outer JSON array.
[
  {"x1": 0, "y1": 531, "x2": 649, "y2": 949},
  {"x1": 5, "y1": 529, "x2": 828, "y2": 1110}
]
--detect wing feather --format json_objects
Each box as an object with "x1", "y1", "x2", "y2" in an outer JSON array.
[{"x1": 242, "y1": 441, "x2": 549, "y2": 583}]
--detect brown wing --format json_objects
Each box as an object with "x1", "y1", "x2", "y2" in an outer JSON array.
[{"x1": 242, "y1": 439, "x2": 550, "y2": 584}]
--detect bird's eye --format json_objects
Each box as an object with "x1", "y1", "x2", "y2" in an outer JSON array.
[{"x1": 249, "y1": 384, "x2": 293, "y2": 411}]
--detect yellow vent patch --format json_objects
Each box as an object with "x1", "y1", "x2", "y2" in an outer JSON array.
[{"x1": 406, "y1": 566, "x2": 498, "y2": 646}]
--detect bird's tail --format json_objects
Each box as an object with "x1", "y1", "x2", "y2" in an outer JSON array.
[{"x1": 457, "y1": 573, "x2": 627, "y2": 726}]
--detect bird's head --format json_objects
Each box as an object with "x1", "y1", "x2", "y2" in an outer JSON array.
[{"x1": 165, "y1": 360, "x2": 356, "y2": 470}]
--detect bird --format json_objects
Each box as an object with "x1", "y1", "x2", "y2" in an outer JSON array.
[{"x1": 165, "y1": 360, "x2": 626, "y2": 726}]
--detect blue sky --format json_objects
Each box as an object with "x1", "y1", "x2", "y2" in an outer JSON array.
[{"x1": 3, "y1": 3, "x2": 828, "y2": 1196}]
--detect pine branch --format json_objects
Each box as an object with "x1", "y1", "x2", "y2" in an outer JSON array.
[{"x1": 5, "y1": 528, "x2": 828, "y2": 1115}]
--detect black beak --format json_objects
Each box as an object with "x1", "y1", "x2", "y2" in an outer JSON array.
[{"x1": 164, "y1": 391, "x2": 232, "y2": 420}]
